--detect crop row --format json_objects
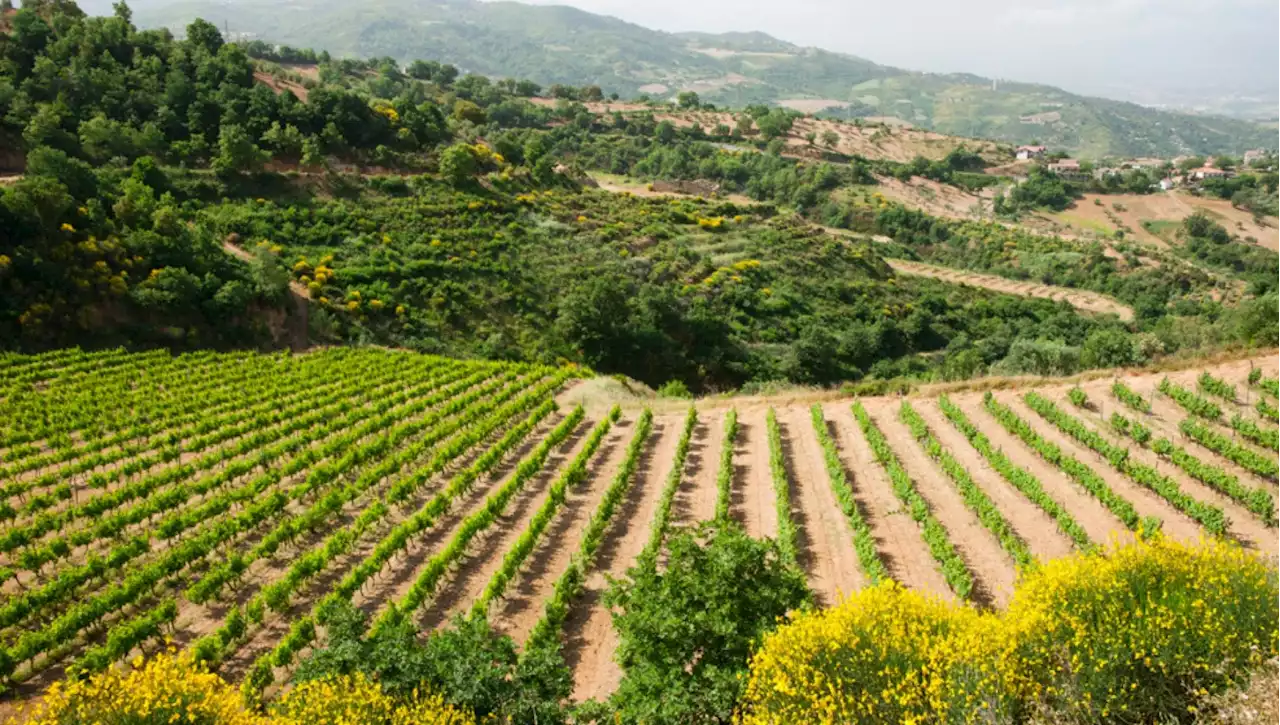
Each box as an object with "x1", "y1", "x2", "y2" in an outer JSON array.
[
  {"x1": 237, "y1": 398, "x2": 586, "y2": 697},
  {"x1": 1111, "y1": 381, "x2": 1151, "y2": 414},
  {"x1": 1197, "y1": 372, "x2": 1237, "y2": 403},
  {"x1": 981, "y1": 393, "x2": 1148, "y2": 535},
  {"x1": 899, "y1": 401, "x2": 1033, "y2": 568},
  {"x1": 936, "y1": 396, "x2": 1092, "y2": 550},
  {"x1": 808, "y1": 405, "x2": 887, "y2": 582},
  {"x1": 1103, "y1": 411, "x2": 1276, "y2": 524},
  {"x1": 714, "y1": 410, "x2": 738, "y2": 522},
  {"x1": 1159, "y1": 378, "x2": 1222, "y2": 421},
  {"x1": 523, "y1": 409, "x2": 655, "y2": 655},
  {"x1": 1023, "y1": 392, "x2": 1226, "y2": 535},
  {"x1": 1228, "y1": 415, "x2": 1278, "y2": 451},
  {"x1": 1179, "y1": 418, "x2": 1279, "y2": 481},
  {"x1": 852, "y1": 402, "x2": 973, "y2": 599},
  {"x1": 765, "y1": 410, "x2": 799, "y2": 567}
]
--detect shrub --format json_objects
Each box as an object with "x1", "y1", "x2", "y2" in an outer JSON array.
[
  {"x1": 11, "y1": 650, "x2": 269, "y2": 725},
  {"x1": 739, "y1": 582, "x2": 1020, "y2": 724},
  {"x1": 604, "y1": 522, "x2": 809, "y2": 724},
  {"x1": 656, "y1": 379, "x2": 693, "y2": 399},
  {"x1": 272, "y1": 672, "x2": 474, "y2": 725},
  {"x1": 1008, "y1": 537, "x2": 1278, "y2": 722}
]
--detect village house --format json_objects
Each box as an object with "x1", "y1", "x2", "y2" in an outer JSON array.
[
  {"x1": 1189, "y1": 165, "x2": 1228, "y2": 181},
  {"x1": 1047, "y1": 158, "x2": 1089, "y2": 181},
  {"x1": 1016, "y1": 145, "x2": 1046, "y2": 160},
  {"x1": 1242, "y1": 149, "x2": 1268, "y2": 166}
]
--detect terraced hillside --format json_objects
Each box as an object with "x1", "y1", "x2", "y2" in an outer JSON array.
[{"x1": 0, "y1": 348, "x2": 1275, "y2": 707}]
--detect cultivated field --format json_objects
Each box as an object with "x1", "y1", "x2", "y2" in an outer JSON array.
[{"x1": 0, "y1": 348, "x2": 1276, "y2": 708}]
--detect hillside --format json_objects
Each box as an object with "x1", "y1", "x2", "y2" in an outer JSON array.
[
  {"x1": 115, "y1": 0, "x2": 1279, "y2": 158},
  {"x1": 1, "y1": 345, "x2": 1275, "y2": 716}
]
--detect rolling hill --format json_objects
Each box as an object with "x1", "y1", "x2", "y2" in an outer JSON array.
[{"x1": 112, "y1": 0, "x2": 1278, "y2": 158}]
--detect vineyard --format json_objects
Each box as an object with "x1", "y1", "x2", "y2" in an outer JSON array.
[{"x1": 0, "y1": 348, "x2": 1276, "y2": 711}]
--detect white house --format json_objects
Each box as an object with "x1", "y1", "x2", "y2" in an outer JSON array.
[{"x1": 1016, "y1": 145, "x2": 1047, "y2": 160}]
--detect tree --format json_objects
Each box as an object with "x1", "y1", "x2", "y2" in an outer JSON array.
[
  {"x1": 212, "y1": 124, "x2": 268, "y2": 175},
  {"x1": 603, "y1": 523, "x2": 810, "y2": 724},
  {"x1": 184, "y1": 18, "x2": 223, "y2": 56},
  {"x1": 676, "y1": 91, "x2": 700, "y2": 109},
  {"x1": 735, "y1": 115, "x2": 754, "y2": 137},
  {"x1": 1081, "y1": 327, "x2": 1139, "y2": 368},
  {"x1": 654, "y1": 120, "x2": 676, "y2": 143},
  {"x1": 439, "y1": 143, "x2": 477, "y2": 186},
  {"x1": 821, "y1": 129, "x2": 839, "y2": 148}
]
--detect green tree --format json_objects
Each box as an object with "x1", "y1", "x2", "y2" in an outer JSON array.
[
  {"x1": 821, "y1": 129, "x2": 839, "y2": 148},
  {"x1": 676, "y1": 91, "x2": 700, "y2": 109},
  {"x1": 603, "y1": 523, "x2": 810, "y2": 724},
  {"x1": 212, "y1": 124, "x2": 268, "y2": 174},
  {"x1": 439, "y1": 143, "x2": 477, "y2": 186},
  {"x1": 1081, "y1": 327, "x2": 1139, "y2": 368}
]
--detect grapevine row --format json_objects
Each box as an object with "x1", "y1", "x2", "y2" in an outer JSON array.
[
  {"x1": 636, "y1": 406, "x2": 698, "y2": 571},
  {"x1": 808, "y1": 405, "x2": 888, "y2": 582},
  {"x1": 713, "y1": 410, "x2": 738, "y2": 522},
  {"x1": 851, "y1": 401, "x2": 974, "y2": 599},
  {"x1": 765, "y1": 409, "x2": 799, "y2": 566}
]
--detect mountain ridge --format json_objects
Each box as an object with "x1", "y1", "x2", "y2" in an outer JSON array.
[{"x1": 110, "y1": 0, "x2": 1277, "y2": 158}]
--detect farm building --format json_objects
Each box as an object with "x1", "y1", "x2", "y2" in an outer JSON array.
[{"x1": 1016, "y1": 145, "x2": 1047, "y2": 160}]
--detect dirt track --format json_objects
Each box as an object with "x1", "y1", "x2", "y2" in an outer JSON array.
[{"x1": 885, "y1": 258, "x2": 1135, "y2": 320}]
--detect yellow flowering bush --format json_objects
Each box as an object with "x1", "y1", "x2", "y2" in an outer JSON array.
[
  {"x1": 11, "y1": 651, "x2": 270, "y2": 725},
  {"x1": 1007, "y1": 536, "x2": 1278, "y2": 722},
  {"x1": 271, "y1": 673, "x2": 474, "y2": 725},
  {"x1": 740, "y1": 582, "x2": 1020, "y2": 725},
  {"x1": 741, "y1": 539, "x2": 1277, "y2": 724}
]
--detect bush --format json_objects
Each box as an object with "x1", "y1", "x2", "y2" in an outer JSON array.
[
  {"x1": 1008, "y1": 537, "x2": 1278, "y2": 722},
  {"x1": 739, "y1": 538, "x2": 1278, "y2": 724},
  {"x1": 740, "y1": 583, "x2": 1019, "y2": 724},
  {"x1": 273, "y1": 672, "x2": 474, "y2": 724},
  {"x1": 12, "y1": 650, "x2": 269, "y2": 725},
  {"x1": 602, "y1": 522, "x2": 809, "y2": 724},
  {"x1": 656, "y1": 379, "x2": 693, "y2": 399}
]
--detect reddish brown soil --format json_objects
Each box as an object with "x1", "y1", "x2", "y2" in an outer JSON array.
[
  {"x1": 860, "y1": 400, "x2": 1017, "y2": 607},
  {"x1": 567, "y1": 416, "x2": 682, "y2": 702},
  {"x1": 819, "y1": 402, "x2": 954, "y2": 601},
  {"x1": 730, "y1": 410, "x2": 778, "y2": 540},
  {"x1": 774, "y1": 407, "x2": 865, "y2": 606}
]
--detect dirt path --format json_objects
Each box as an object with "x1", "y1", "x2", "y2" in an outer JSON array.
[
  {"x1": 860, "y1": 400, "x2": 1017, "y2": 607},
  {"x1": 820, "y1": 403, "x2": 953, "y2": 601},
  {"x1": 1051, "y1": 390, "x2": 1276, "y2": 555},
  {"x1": 410, "y1": 417, "x2": 596, "y2": 633},
  {"x1": 951, "y1": 394, "x2": 1132, "y2": 547},
  {"x1": 913, "y1": 400, "x2": 1076, "y2": 561},
  {"x1": 488, "y1": 417, "x2": 635, "y2": 644},
  {"x1": 775, "y1": 408, "x2": 865, "y2": 606},
  {"x1": 730, "y1": 410, "x2": 778, "y2": 541},
  {"x1": 567, "y1": 417, "x2": 682, "y2": 702},
  {"x1": 998, "y1": 393, "x2": 1204, "y2": 543},
  {"x1": 670, "y1": 410, "x2": 723, "y2": 526},
  {"x1": 885, "y1": 258, "x2": 1134, "y2": 321}
]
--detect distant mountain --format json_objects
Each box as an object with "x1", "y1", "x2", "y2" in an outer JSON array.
[{"x1": 113, "y1": 0, "x2": 1277, "y2": 158}]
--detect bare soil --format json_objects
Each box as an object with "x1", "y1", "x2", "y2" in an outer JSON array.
[
  {"x1": 567, "y1": 416, "x2": 682, "y2": 702},
  {"x1": 860, "y1": 400, "x2": 1017, "y2": 607},
  {"x1": 775, "y1": 408, "x2": 865, "y2": 606},
  {"x1": 669, "y1": 410, "x2": 723, "y2": 527},
  {"x1": 730, "y1": 410, "x2": 779, "y2": 540},
  {"x1": 819, "y1": 402, "x2": 954, "y2": 601}
]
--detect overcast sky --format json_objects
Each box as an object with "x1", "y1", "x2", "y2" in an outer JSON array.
[{"x1": 516, "y1": 0, "x2": 1279, "y2": 106}]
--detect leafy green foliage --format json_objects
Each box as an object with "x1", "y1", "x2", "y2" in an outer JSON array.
[{"x1": 601, "y1": 523, "x2": 809, "y2": 725}]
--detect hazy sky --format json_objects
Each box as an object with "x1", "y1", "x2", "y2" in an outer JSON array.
[{"x1": 517, "y1": 0, "x2": 1279, "y2": 104}]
